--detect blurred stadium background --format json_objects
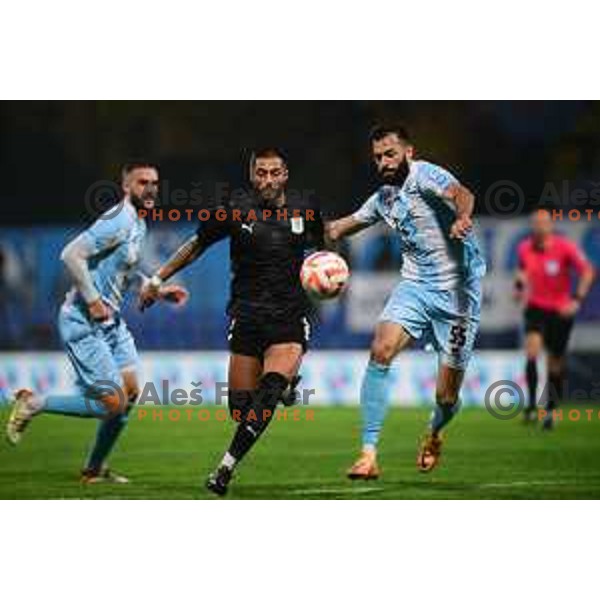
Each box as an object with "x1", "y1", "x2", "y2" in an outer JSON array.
[{"x1": 1, "y1": 100, "x2": 599, "y2": 407}]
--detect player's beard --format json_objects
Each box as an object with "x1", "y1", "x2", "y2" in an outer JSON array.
[
  {"x1": 256, "y1": 184, "x2": 285, "y2": 206},
  {"x1": 379, "y1": 157, "x2": 410, "y2": 187},
  {"x1": 131, "y1": 192, "x2": 157, "y2": 210}
]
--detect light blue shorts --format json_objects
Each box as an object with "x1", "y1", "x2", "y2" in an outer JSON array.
[
  {"x1": 379, "y1": 278, "x2": 481, "y2": 370},
  {"x1": 58, "y1": 302, "x2": 139, "y2": 396}
]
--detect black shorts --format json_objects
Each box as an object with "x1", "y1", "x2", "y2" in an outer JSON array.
[
  {"x1": 227, "y1": 314, "x2": 311, "y2": 359},
  {"x1": 524, "y1": 306, "x2": 574, "y2": 356}
]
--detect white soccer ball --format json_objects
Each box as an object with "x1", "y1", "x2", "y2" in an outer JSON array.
[{"x1": 300, "y1": 251, "x2": 350, "y2": 300}]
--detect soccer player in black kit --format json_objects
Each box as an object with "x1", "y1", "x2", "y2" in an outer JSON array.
[{"x1": 140, "y1": 148, "x2": 323, "y2": 495}]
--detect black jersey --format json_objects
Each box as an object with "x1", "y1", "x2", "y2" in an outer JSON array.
[{"x1": 194, "y1": 193, "x2": 324, "y2": 321}]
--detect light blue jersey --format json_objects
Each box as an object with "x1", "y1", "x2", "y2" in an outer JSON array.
[
  {"x1": 60, "y1": 201, "x2": 146, "y2": 393},
  {"x1": 354, "y1": 160, "x2": 486, "y2": 289},
  {"x1": 354, "y1": 160, "x2": 485, "y2": 369},
  {"x1": 65, "y1": 201, "x2": 147, "y2": 312}
]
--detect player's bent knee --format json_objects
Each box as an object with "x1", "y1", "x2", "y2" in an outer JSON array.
[
  {"x1": 370, "y1": 341, "x2": 397, "y2": 366},
  {"x1": 525, "y1": 338, "x2": 542, "y2": 358},
  {"x1": 100, "y1": 392, "x2": 128, "y2": 415},
  {"x1": 435, "y1": 392, "x2": 460, "y2": 406}
]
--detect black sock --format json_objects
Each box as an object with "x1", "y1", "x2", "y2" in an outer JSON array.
[
  {"x1": 228, "y1": 389, "x2": 253, "y2": 422},
  {"x1": 526, "y1": 359, "x2": 538, "y2": 410},
  {"x1": 227, "y1": 372, "x2": 289, "y2": 464},
  {"x1": 546, "y1": 371, "x2": 563, "y2": 412}
]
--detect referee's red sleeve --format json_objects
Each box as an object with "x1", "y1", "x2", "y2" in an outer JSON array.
[{"x1": 568, "y1": 240, "x2": 592, "y2": 276}]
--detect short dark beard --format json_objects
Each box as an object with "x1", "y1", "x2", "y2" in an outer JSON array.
[
  {"x1": 254, "y1": 186, "x2": 285, "y2": 207},
  {"x1": 130, "y1": 193, "x2": 145, "y2": 210},
  {"x1": 380, "y1": 158, "x2": 410, "y2": 187},
  {"x1": 131, "y1": 193, "x2": 156, "y2": 210}
]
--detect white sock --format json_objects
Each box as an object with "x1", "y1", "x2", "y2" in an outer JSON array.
[{"x1": 220, "y1": 452, "x2": 237, "y2": 470}]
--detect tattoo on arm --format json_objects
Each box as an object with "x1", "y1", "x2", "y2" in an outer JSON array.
[{"x1": 158, "y1": 234, "x2": 204, "y2": 281}]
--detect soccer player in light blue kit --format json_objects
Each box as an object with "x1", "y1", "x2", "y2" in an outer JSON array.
[
  {"x1": 6, "y1": 163, "x2": 187, "y2": 483},
  {"x1": 327, "y1": 125, "x2": 486, "y2": 478}
]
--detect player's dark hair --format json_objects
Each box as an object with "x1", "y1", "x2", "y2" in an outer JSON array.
[
  {"x1": 121, "y1": 161, "x2": 158, "y2": 182},
  {"x1": 369, "y1": 124, "x2": 411, "y2": 145},
  {"x1": 249, "y1": 148, "x2": 288, "y2": 172}
]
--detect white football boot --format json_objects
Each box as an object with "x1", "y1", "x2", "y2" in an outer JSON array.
[{"x1": 6, "y1": 388, "x2": 42, "y2": 445}]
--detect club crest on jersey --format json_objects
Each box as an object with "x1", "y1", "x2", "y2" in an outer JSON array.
[
  {"x1": 545, "y1": 259, "x2": 560, "y2": 276},
  {"x1": 290, "y1": 216, "x2": 304, "y2": 235}
]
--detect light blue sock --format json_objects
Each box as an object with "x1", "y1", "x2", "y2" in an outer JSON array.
[
  {"x1": 43, "y1": 394, "x2": 109, "y2": 418},
  {"x1": 361, "y1": 360, "x2": 391, "y2": 448},
  {"x1": 85, "y1": 413, "x2": 129, "y2": 472},
  {"x1": 430, "y1": 401, "x2": 461, "y2": 434}
]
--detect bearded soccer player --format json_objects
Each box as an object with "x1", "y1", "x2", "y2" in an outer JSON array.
[
  {"x1": 139, "y1": 148, "x2": 323, "y2": 496},
  {"x1": 515, "y1": 209, "x2": 595, "y2": 429},
  {"x1": 6, "y1": 163, "x2": 188, "y2": 482},
  {"x1": 326, "y1": 124, "x2": 486, "y2": 478}
]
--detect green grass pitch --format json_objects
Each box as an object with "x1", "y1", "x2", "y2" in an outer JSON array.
[{"x1": 1, "y1": 405, "x2": 600, "y2": 499}]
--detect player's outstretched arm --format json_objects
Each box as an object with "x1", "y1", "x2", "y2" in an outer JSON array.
[
  {"x1": 158, "y1": 233, "x2": 205, "y2": 282},
  {"x1": 326, "y1": 191, "x2": 381, "y2": 245},
  {"x1": 138, "y1": 233, "x2": 203, "y2": 311},
  {"x1": 325, "y1": 215, "x2": 372, "y2": 244},
  {"x1": 140, "y1": 209, "x2": 230, "y2": 311}
]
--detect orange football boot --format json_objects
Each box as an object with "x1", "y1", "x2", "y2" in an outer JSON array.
[
  {"x1": 417, "y1": 432, "x2": 443, "y2": 473},
  {"x1": 347, "y1": 449, "x2": 381, "y2": 480}
]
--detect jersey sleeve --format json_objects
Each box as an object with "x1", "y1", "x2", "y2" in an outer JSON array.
[
  {"x1": 353, "y1": 192, "x2": 381, "y2": 225},
  {"x1": 566, "y1": 240, "x2": 591, "y2": 276},
  {"x1": 416, "y1": 161, "x2": 459, "y2": 197},
  {"x1": 79, "y1": 211, "x2": 130, "y2": 255},
  {"x1": 195, "y1": 205, "x2": 231, "y2": 252}
]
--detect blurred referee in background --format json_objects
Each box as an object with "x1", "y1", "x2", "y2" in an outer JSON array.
[{"x1": 515, "y1": 209, "x2": 595, "y2": 429}]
